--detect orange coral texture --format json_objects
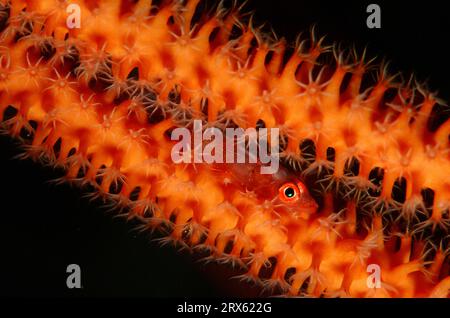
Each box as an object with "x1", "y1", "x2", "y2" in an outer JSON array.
[{"x1": 0, "y1": 0, "x2": 449, "y2": 297}]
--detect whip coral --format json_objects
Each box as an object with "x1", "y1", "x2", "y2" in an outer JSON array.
[{"x1": 0, "y1": 0, "x2": 449, "y2": 298}]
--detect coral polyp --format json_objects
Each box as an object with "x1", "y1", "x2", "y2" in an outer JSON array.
[{"x1": 0, "y1": 0, "x2": 449, "y2": 297}]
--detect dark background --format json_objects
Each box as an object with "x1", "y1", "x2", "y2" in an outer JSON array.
[{"x1": 0, "y1": 0, "x2": 449, "y2": 297}]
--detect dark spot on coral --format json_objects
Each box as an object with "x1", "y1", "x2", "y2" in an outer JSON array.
[
  {"x1": 393, "y1": 235, "x2": 401, "y2": 252},
  {"x1": 169, "y1": 212, "x2": 177, "y2": 224},
  {"x1": 256, "y1": 119, "x2": 266, "y2": 129},
  {"x1": 87, "y1": 78, "x2": 102, "y2": 91},
  {"x1": 279, "y1": 46, "x2": 294, "y2": 75},
  {"x1": 181, "y1": 224, "x2": 192, "y2": 242},
  {"x1": 147, "y1": 105, "x2": 166, "y2": 124},
  {"x1": 140, "y1": 86, "x2": 157, "y2": 100},
  {"x1": 52, "y1": 137, "x2": 62, "y2": 159},
  {"x1": 298, "y1": 276, "x2": 310, "y2": 295},
  {"x1": 228, "y1": 23, "x2": 243, "y2": 41},
  {"x1": 284, "y1": 267, "x2": 296, "y2": 283},
  {"x1": 208, "y1": 26, "x2": 220, "y2": 46},
  {"x1": 168, "y1": 86, "x2": 181, "y2": 105},
  {"x1": 344, "y1": 157, "x2": 360, "y2": 176},
  {"x1": 190, "y1": 0, "x2": 208, "y2": 30},
  {"x1": 198, "y1": 231, "x2": 208, "y2": 245},
  {"x1": 247, "y1": 37, "x2": 258, "y2": 60},
  {"x1": 76, "y1": 165, "x2": 87, "y2": 179},
  {"x1": 355, "y1": 207, "x2": 372, "y2": 236},
  {"x1": 164, "y1": 127, "x2": 175, "y2": 140},
  {"x1": 368, "y1": 167, "x2": 384, "y2": 197},
  {"x1": 258, "y1": 256, "x2": 277, "y2": 280},
  {"x1": 359, "y1": 73, "x2": 376, "y2": 96},
  {"x1": 109, "y1": 178, "x2": 124, "y2": 195},
  {"x1": 223, "y1": 240, "x2": 234, "y2": 254},
  {"x1": 40, "y1": 40, "x2": 56, "y2": 60},
  {"x1": 424, "y1": 244, "x2": 438, "y2": 264},
  {"x1": 421, "y1": 188, "x2": 435, "y2": 211},
  {"x1": 264, "y1": 50, "x2": 274, "y2": 67},
  {"x1": 392, "y1": 177, "x2": 407, "y2": 203},
  {"x1": 200, "y1": 98, "x2": 208, "y2": 117},
  {"x1": 428, "y1": 103, "x2": 450, "y2": 133},
  {"x1": 28, "y1": 120, "x2": 38, "y2": 132},
  {"x1": 14, "y1": 21, "x2": 33, "y2": 41},
  {"x1": 378, "y1": 87, "x2": 398, "y2": 112},
  {"x1": 149, "y1": 2, "x2": 160, "y2": 15},
  {"x1": 64, "y1": 46, "x2": 81, "y2": 74},
  {"x1": 160, "y1": 222, "x2": 174, "y2": 236},
  {"x1": 142, "y1": 205, "x2": 154, "y2": 219},
  {"x1": 326, "y1": 147, "x2": 335, "y2": 162},
  {"x1": 167, "y1": 15, "x2": 175, "y2": 25},
  {"x1": 95, "y1": 164, "x2": 107, "y2": 186},
  {"x1": 129, "y1": 186, "x2": 141, "y2": 201},
  {"x1": 300, "y1": 138, "x2": 316, "y2": 162},
  {"x1": 19, "y1": 120, "x2": 37, "y2": 142},
  {"x1": 339, "y1": 72, "x2": 352, "y2": 96},
  {"x1": 2, "y1": 105, "x2": 18, "y2": 121},
  {"x1": 67, "y1": 147, "x2": 77, "y2": 157},
  {"x1": 93, "y1": 72, "x2": 113, "y2": 92},
  {"x1": 127, "y1": 66, "x2": 139, "y2": 81}
]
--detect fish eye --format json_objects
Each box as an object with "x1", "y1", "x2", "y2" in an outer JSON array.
[
  {"x1": 279, "y1": 182, "x2": 299, "y2": 203},
  {"x1": 284, "y1": 187, "x2": 295, "y2": 198}
]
